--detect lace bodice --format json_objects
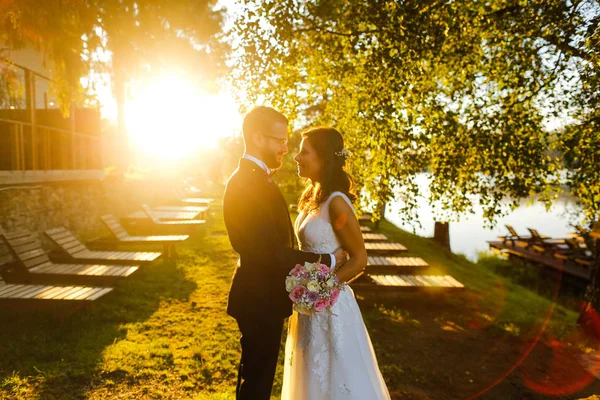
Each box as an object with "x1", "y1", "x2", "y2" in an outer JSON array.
[{"x1": 295, "y1": 191, "x2": 355, "y2": 254}]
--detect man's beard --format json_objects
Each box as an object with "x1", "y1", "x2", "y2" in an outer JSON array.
[{"x1": 261, "y1": 150, "x2": 283, "y2": 170}]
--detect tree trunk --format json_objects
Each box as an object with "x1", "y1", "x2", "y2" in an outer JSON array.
[
  {"x1": 578, "y1": 221, "x2": 600, "y2": 337},
  {"x1": 112, "y1": 52, "x2": 129, "y2": 174},
  {"x1": 374, "y1": 202, "x2": 386, "y2": 230},
  {"x1": 433, "y1": 221, "x2": 451, "y2": 252}
]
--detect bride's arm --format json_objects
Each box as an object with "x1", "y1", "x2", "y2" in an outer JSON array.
[{"x1": 329, "y1": 196, "x2": 367, "y2": 283}]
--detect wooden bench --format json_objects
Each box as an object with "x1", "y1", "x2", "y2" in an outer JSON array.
[
  {"x1": 1, "y1": 231, "x2": 139, "y2": 286},
  {"x1": 362, "y1": 233, "x2": 388, "y2": 242},
  {"x1": 366, "y1": 256, "x2": 429, "y2": 274},
  {"x1": 0, "y1": 275, "x2": 112, "y2": 310},
  {"x1": 351, "y1": 273, "x2": 464, "y2": 292},
  {"x1": 364, "y1": 241, "x2": 407, "y2": 254},
  {"x1": 100, "y1": 215, "x2": 189, "y2": 259},
  {"x1": 44, "y1": 227, "x2": 162, "y2": 265}
]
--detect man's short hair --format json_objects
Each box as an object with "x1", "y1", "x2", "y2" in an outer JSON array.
[{"x1": 242, "y1": 106, "x2": 288, "y2": 141}]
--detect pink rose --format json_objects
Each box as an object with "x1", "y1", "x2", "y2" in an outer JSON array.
[
  {"x1": 289, "y1": 286, "x2": 307, "y2": 302},
  {"x1": 318, "y1": 264, "x2": 330, "y2": 274},
  {"x1": 314, "y1": 298, "x2": 329, "y2": 312},
  {"x1": 290, "y1": 264, "x2": 304, "y2": 277},
  {"x1": 329, "y1": 288, "x2": 341, "y2": 306}
]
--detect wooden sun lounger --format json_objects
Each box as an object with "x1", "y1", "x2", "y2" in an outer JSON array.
[
  {"x1": 44, "y1": 227, "x2": 162, "y2": 265},
  {"x1": 149, "y1": 205, "x2": 207, "y2": 213},
  {"x1": 366, "y1": 256, "x2": 429, "y2": 274},
  {"x1": 351, "y1": 273, "x2": 464, "y2": 292},
  {"x1": 0, "y1": 231, "x2": 138, "y2": 286},
  {"x1": 0, "y1": 275, "x2": 112, "y2": 310},
  {"x1": 364, "y1": 241, "x2": 407, "y2": 254},
  {"x1": 360, "y1": 226, "x2": 372, "y2": 233},
  {"x1": 173, "y1": 189, "x2": 214, "y2": 206},
  {"x1": 362, "y1": 233, "x2": 389, "y2": 242},
  {"x1": 100, "y1": 215, "x2": 189, "y2": 259},
  {"x1": 359, "y1": 214, "x2": 372, "y2": 222},
  {"x1": 141, "y1": 205, "x2": 206, "y2": 225}
]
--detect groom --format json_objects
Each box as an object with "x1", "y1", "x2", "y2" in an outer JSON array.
[{"x1": 223, "y1": 106, "x2": 346, "y2": 400}]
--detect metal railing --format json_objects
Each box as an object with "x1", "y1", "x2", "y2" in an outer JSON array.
[{"x1": 0, "y1": 59, "x2": 102, "y2": 171}]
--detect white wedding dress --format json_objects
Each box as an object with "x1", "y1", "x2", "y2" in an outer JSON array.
[{"x1": 281, "y1": 192, "x2": 391, "y2": 400}]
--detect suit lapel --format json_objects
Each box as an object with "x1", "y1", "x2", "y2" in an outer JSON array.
[{"x1": 239, "y1": 159, "x2": 296, "y2": 248}]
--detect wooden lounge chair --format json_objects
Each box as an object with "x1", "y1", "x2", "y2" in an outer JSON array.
[
  {"x1": 364, "y1": 241, "x2": 407, "y2": 254},
  {"x1": 173, "y1": 189, "x2": 214, "y2": 206},
  {"x1": 141, "y1": 205, "x2": 206, "y2": 226},
  {"x1": 360, "y1": 226, "x2": 372, "y2": 233},
  {"x1": 358, "y1": 214, "x2": 372, "y2": 223},
  {"x1": 100, "y1": 215, "x2": 189, "y2": 259},
  {"x1": 527, "y1": 228, "x2": 567, "y2": 254},
  {"x1": 149, "y1": 205, "x2": 207, "y2": 213},
  {"x1": 366, "y1": 256, "x2": 429, "y2": 274},
  {"x1": 0, "y1": 231, "x2": 138, "y2": 286},
  {"x1": 44, "y1": 227, "x2": 162, "y2": 265},
  {"x1": 350, "y1": 272, "x2": 464, "y2": 292},
  {"x1": 552, "y1": 238, "x2": 594, "y2": 266},
  {"x1": 498, "y1": 225, "x2": 530, "y2": 246},
  {"x1": 362, "y1": 233, "x2": 389, "y2": 242},
  {"x1": 527, "y1": 228, "x2": 564, "y2": 244},
  {"x1": 0, "y1": 275, "x2": 113, "y2": 310}
]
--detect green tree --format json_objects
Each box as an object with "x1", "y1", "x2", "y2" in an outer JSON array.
[
  {"x1": 233, "y1": 0, "x2": 597, "y2": 223},
  {"x1": 1, "y1": 0, "x2": 228, "y2": 115},
  {"x1": 232, "y1": 0, "x2": 600, "y2": 316}
]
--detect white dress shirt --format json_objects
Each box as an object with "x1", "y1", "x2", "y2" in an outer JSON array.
[
  {"x1": 242, "y1": 154, "x2": 270, "y2": 175},
  {"x1": 241, "y1": 153, "x2": 336, "y2": 268}
]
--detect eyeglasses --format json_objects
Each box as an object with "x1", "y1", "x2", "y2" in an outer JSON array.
[{"x1": 262, "y1": 134, "x2": 288, "y2": 147}]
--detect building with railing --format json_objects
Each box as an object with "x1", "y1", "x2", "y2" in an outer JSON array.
[{"x1": 0, "y1": 57, "x2": 104, "y2": 185}]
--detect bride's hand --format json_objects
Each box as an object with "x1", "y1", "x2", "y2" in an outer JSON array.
[{"x1": 333, "y1": 247, "x2": 348, "y2": 266}]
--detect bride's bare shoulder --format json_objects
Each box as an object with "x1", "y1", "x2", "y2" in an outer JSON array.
[{"x1": 328, "y1": 195, "x2": 357, "y2": 230}]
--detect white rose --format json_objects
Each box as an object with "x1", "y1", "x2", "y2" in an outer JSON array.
[
  {"x1": 304, "y1": 262, "x2": 317, "y2": 272},
  {"x1": 307, "y1": 280, "x2": 320, "y2": 292},
  {"x1": 326, "y1": 278, "x2": 336, "y2": 288},
  {"x1": 285, "y1": 276, "x2": 297, "y2": 292}
]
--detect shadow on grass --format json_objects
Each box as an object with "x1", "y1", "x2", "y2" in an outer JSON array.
[
  {"x1": 0, "y1": 257, "x2": 197, "y2": 399},
  {"x1": 357, "y1": 292, "x2": 600, "y2": 400}
]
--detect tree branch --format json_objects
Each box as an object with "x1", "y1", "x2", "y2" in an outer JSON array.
[{"x1": 292, "y1": 26, "x2": 383, "y2": 38}]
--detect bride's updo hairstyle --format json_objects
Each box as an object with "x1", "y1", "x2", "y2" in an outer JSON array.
[{"x1": 298, "y1": 126, "x2": 356, "y2": 213}]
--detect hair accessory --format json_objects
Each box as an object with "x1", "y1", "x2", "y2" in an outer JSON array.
[{"x1": 335, "y1": 148, "x2": 351, "y2": 158}]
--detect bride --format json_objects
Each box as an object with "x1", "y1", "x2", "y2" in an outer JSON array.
[{"x1": 281, "y1": 126, "x2": 391, "y2": 399}]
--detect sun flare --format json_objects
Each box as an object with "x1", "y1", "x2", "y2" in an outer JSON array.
[{"x1": 125, "y1": 75, "x2": 241, "y2": 159}]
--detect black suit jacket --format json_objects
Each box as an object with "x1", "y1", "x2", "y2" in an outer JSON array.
[{"x1": 223, "y1": 158, "x2": 333, "y2": 320}]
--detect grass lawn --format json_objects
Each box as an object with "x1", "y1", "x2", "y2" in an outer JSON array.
[{"x1": 1, "y1": 188, "x2": 598, "y2": 399}]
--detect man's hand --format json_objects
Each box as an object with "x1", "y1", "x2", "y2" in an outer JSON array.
[{"x1": 333, "y1": 247, "x2": 348, "y2": 266}]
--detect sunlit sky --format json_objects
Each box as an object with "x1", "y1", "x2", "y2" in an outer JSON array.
[
  {"x1": 88, "y1": 0, "x2": 244, "y2": 159},
  {"x1": 93, "y1": 71, "x2": 241, "y2": 157}
]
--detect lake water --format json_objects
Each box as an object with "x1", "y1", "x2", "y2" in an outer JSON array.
[{"x1": 384, "y1": 177, "x2": 584, "y2": 261}]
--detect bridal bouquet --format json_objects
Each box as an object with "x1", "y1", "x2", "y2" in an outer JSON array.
[{"x1": 285, "y1": 261, "x2": 345, "y2": 315}]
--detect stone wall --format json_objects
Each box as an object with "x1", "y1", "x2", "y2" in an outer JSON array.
[
  {"x1": 0, "y1": 177, "x2": 180, "y2": 241},
  {"x1": 1, "y1": 180, "x2": 114, "y2": 241},
  {"x1": 0, "y1": 176, "x2": 206, "y2": 270}
]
